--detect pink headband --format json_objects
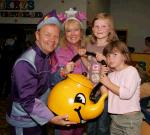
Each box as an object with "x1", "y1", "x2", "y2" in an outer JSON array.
[{"x1": 57, "y1": 8, "x2": 86, "y2": 24}]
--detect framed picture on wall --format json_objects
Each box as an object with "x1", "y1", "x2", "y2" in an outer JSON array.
[{"x1": 116, "y1": 30, "x2": 127, "y2": 43}]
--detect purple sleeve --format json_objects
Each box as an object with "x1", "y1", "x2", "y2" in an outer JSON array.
[
  {"x1": 56, "y1": 47, "x2": 87, "y2": 73},
  {"x1": 13, "y1": 61, "x2": 54, "y2": 125},
  {"x1": 30, "y1": 98, "x2": 54, "y2": 125}
]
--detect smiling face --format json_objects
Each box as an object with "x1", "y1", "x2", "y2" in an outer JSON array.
[
  {"x1": 64, "y1": 19, "x2": 83, "y2": 45},
  {"x1": 47, "y1": 74, "x2": 94, "y2": 123},
  {"x1": 91, "y1": 13, "x2": 118, "y2": 43},
  {"x1": 35, "y1": 24, "x2": 60, "y2": 55},
  {"x1": 92, "y1": 19, "x2": 111, "y2": 40},
  {"x1": 47, "y1": 73, "x2": 108, "y2": 123}
]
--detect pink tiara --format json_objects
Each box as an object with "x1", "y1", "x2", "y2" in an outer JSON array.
[{"x1": 57, "y1": 8, "x2": 86, "y2": 23}]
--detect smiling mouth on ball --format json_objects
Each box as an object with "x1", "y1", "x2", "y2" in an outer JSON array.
[{"x1": 74, "y1": 106, "x2": 86, "y2": 124}]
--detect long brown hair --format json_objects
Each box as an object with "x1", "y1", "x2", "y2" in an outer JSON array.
[{"x1": 103, "y1": 40, "x2": 132, "y2": 65}]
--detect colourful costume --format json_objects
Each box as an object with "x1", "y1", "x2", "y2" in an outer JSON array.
[
  {"x1": 55, "y1": 43, "x2": 87, "y2": 135},
  {"x1": 56, "y1": 44, "x2": 87, "y2": 74},
  {"x1": 6, "y1": 44, "x2": 62, "y2": 135}
]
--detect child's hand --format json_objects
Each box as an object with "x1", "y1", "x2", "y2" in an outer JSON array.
[
  {"x1": 100, "y1": 74, "x2": 111, "y2": 87},
  {"x1": 78, "y1": 48, "x2": 86, "y2": 56},
  {"x1": 96, "y1": 53, "x2": 106, "y2": 62},
  {"x1": 100, "y1": 74, "x2": 120, "y2": 95},
  {"x1": 100, "y1": 65, "x2": 110, "y2": 75},
  {"x1": 101, "y1": 86, "x2": 108, "y2": 94}
]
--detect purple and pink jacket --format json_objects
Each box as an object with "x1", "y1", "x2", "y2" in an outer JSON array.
[
  {"x1": 6, "y1": 44, "x2": 62, "y2": 127},
  {"x1": 56, "y1": 44, "x2": 87, "y2": 74}
]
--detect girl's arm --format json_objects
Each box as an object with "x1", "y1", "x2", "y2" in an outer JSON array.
[
  {"x1": 96, "y1": 52, "x2": 106, "y2": 62},
  {"x1": 100, "y1": 74, "x2": 120, "y2": 95},
  {"x1": 78, "y1": 48, "x2": 91, "y2": 70},
  {"x1": 100, "y1": 67, "x2": 141, "y2": 99},
  {"x1": 100, "y1": 85, "x2": 109, "y2": 94},
  {"x1": 81, "y1": 56, "x2": 91, "y2": 70}
]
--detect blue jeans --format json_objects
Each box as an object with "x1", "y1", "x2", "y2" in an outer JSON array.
[{"x1": 87, "y1": 99, "x2": 110, "y2": 135}]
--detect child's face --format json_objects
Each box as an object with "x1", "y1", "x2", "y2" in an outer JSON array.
[
  {"x1": 106, "y1": 49, "x2": 126, "y2": 70},
  {"x1": 92, "y1": 19, "x2": 111, "y2": 40}
]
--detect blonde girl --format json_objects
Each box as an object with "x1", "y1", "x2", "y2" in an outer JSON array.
[{"x1": 83, "y1": 13, "x2": 118, "y2": 135}]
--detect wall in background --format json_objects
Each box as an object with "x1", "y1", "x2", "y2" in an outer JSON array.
[
  {"x1": 87, "y1": 0, "x2": 110, "y2": 22},
  {"x1": 0, "y1": 0, "x2": 109, "y2": 32},
  {"x1": 110, "y1": 0, "x2": 150, "y2": 52},
  {"x1": 0, "y1": 0, "x2": 87, "y2": 24},
  {"x1": 0, "y1": 0, "x2": 87, "y2": 48},
  {"x1": 0, "y1": 0, "x2": 150, "y2": 52}
]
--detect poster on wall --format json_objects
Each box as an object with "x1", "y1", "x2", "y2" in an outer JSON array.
[
  {"x1": 0, "y1": 0, "x2": 35, "y2": 10},
  {"x1": 0, "y1": 0, "x2": 43, "y2": 18},
  {"x1": 0, "y1": 0, "x2": 87, "y2": 24}
]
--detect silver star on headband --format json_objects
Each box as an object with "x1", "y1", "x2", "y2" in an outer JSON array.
[{"x1": 65, "y1": 8, "x2": 78, "y2": 18}]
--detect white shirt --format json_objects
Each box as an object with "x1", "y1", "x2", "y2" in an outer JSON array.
[{"x1": 108, "y1": 66, "x2": 141, "y2": 114}]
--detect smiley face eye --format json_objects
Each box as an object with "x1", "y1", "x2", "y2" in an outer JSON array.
[{"x1": 74, "y1": 93, "x2": 86, "y2": 105}]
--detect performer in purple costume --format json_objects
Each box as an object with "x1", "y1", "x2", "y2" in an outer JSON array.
[{"x1": 6, "y1": 10, "x2": 76, "y2": 135}]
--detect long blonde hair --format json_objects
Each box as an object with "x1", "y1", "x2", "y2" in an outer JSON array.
[
  {"x1": 59, "y1": 18, "x2": 86, "y2": 48},
  {"x1": 90, "y1": 13, "x2": 118, "y2": 44}
]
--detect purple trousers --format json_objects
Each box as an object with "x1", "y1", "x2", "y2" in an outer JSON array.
[
  {"x1": 9, "y1": 125, "x2": 48, "y2": 135},
  {"x1": 55, "y1": 124, "x2": 85, "y2": 135}
]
